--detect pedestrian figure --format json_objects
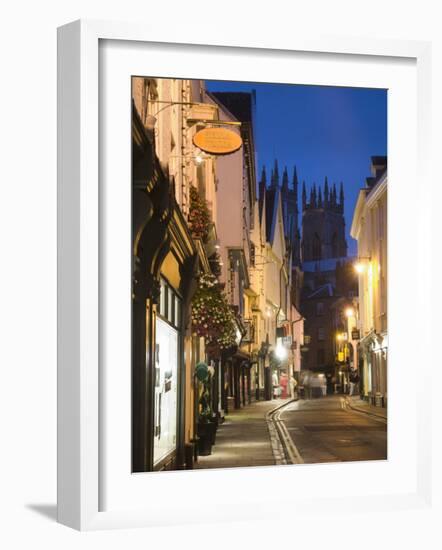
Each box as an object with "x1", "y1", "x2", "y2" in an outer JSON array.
[
  {"x1": 272, "y1": 370, "x2": 280, "y2": 399},
  {"x1": 349, "y1": 368, "x2": 360, "y2": 396},
  {"x1": 289, "y1": 375, "x2": 298, "y2": 399},
  {"x1": 280, "y1": 371, "x2": 288, "y2": 398}
]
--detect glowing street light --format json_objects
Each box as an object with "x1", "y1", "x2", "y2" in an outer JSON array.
[
  {"x1": 275, "y1": 345, "x2": 287, "y2": 361},
  {"x1": 345, "y1": 307, "x2": 354, "y2": 317},
  {"x1": 354, "y1": 256, "x2": 371, "y2": 274},
  {"x1": 354, "y1": 262, "x2": 365, "y2": 274}
]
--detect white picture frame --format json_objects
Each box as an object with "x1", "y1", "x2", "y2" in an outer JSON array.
[{"x1": 57, "y1": 19, "x2": 433, "y2": 531}]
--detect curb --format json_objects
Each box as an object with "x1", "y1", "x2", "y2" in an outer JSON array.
[{"x1": 343, "y1": 397, "x2": 387, "y2": 423}]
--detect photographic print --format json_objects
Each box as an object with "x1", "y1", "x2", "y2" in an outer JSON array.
[{"x1": 131, "y1": 77, "x2": 387, "y2": 473}]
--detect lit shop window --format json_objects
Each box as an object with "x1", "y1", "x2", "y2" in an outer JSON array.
[{"x1": 153, "y1": 279, "x2": 181, "y2": 466}]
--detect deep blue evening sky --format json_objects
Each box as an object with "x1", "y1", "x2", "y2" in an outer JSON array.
[{"x1": 206, "y1": 80, "x2": 387, "y2": 256}]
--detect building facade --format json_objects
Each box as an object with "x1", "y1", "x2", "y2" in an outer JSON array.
[
  {"x1": 350, "y1": 157, "x2": 388, "y2": 406},
  {"x1": 132, "y1": 77, "x2": 225, "y2": 471}
]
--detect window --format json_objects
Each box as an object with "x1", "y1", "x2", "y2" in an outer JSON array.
[
  {"x1": 316, "y1": 302, "x2": 324, "y2": 316},
  {"x1": 154, "y1": 278, "x2": 182, "y2": 466},
  {"x1": 312, "y1": 233, "x2": 321, "y2": 260},
  {"x1": 250, "y1": 243, "x2": 256, "y2": 267},
  {"x1": 331, "y1": 232, "x2": 338, "y2": 257},
  {"x1": 197, "y1": 163, "x2": 206, "y2": 197},
  {"x1": 318, "y1": 327, "x2": 325, "y2": 341},
  {"x1": 154, "y1": 317, "x2": 178, "y2": 465}
]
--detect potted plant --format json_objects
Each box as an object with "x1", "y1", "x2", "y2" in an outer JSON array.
[{"x1": 195, "y1": 362, "x2": 215, "y2": 456}]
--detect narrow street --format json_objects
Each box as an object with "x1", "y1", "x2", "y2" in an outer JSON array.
[
  {"x1": 280, "y1": 396, "x2": 387, "y2": 464},
  {"x1": 195, "y1": 396, "x2": 387, "y2": 469}
]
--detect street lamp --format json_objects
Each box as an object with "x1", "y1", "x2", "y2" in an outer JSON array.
[
  {"x1": 275, "y1": 344, "x2": 287, "y2": 361},
  {"x1": 354, "y1": 256, "x2": 371, "y2": 274}
]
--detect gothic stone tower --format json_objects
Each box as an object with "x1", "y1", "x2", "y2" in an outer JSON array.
[
  {"x1": 300, "y1": 178, "x2": 351, "y2": 376},
  {"x1": 301, "y1": 178, "x2": 347, "y2": 262}
]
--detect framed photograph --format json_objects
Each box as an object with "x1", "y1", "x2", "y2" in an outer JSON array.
[{"x1": 57, "y1": 19, "x2": 432, "y2": 530}]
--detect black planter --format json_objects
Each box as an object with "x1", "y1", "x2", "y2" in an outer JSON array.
[
  {"x1": 197, "y1": 422, "x2": 213, "y2": 456},
  {"x1": 207, "y1": 419, "x2": 218, "y2": 446}
]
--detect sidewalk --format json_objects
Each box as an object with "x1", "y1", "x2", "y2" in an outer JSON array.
[
  {"x1": 345, "y1": 395, "x2": 388, "y2": 420},
  {"x1": 195, "y1": 399, "x2": 290, "y2": 469}
]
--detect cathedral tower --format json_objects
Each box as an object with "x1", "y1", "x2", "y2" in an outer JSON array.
[{"x1": 301, "y1": 177, "x2": 347, "y2": 262}]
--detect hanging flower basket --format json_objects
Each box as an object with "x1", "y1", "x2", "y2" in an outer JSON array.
[
  {"x1": 188, "y1": 186, "x2": 211, "y2": 242},
  {"x1": 191, "y1": 273, "x2": 237, "y2": 354}
]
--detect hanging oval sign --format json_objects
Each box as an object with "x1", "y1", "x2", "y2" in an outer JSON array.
[{"x1": 193, "y1": 127, "x2": 242, "y2": 155}]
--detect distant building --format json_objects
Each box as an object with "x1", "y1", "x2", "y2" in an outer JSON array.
[
  {"x1": 350, "y1": 156, "x2": 388, "y2": 407},
  {"x1": 302, "y1": 178, "x2": 347, "y2": 262},
  {"x1": 300, "y1": 178, "x2": 357, "y2": 384},
  {"x1": 255, "y1": 161, "x2": 304, "y2": 394}
]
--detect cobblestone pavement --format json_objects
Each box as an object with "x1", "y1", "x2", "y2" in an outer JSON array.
[
  {"x1": 195, "y1": 398, "x2": 292, "y2": 470},
  {"x1": 280, "y1": 395, "x2": 387, "y2": 464}
]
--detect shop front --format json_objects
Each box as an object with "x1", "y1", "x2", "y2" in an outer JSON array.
[
  {"x1": 132, "y1": 104, "x2": 198, "y2": 472},
  {"x1": 359, "y1": 331, "x2": 388, "y2": 407}
]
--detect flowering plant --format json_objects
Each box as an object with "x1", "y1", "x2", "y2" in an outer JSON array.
[
  {"x1": 191, "y1": 273, "x2": 237, "y2": 353},
  {"x1": 188, "y1": 185, "x2": 211, "y2": 242}
]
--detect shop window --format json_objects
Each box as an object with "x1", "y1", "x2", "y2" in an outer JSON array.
[
  {"x1": 153, "y1": 317, "x2": 178, "y2": 466},
  {"x1": 159, "y1": 279, "x2": 166, "y2": 317},
  {"x1": 168, "y1": 287, "x2": 174, "y2": 325}
]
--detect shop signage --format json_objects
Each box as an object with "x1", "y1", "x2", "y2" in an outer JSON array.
[
  {"x1": 303, "y1": 335, "x2": 311, "y2": 344},
  {"x1": 282, "y1": 335, "x2": 292, "y2": 346},
  {"x1": 193, "y1": 127, "x2": 242, "y2": 155},
  {"x1": 300, "y1": 345, "x2": 309, "y2": 352},
  {"x1": 351, "y1": 329, "x2": 360, "y2": 340}
]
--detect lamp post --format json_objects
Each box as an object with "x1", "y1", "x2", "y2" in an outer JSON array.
[{"x1": 335, "y1": 332, "x2": 348, "y2": 393}]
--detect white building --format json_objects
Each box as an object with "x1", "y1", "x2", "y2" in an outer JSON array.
[{"x1": 350, "y1": 157, "x2": 388, "y2": 407}]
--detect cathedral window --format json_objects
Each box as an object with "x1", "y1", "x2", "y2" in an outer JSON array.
[
  {"x1": 312, "y1": 233, "x2": 321, "y2": 260},
  {"x1": 331, "y1": 232, "x2": 338, "y2": 257}
]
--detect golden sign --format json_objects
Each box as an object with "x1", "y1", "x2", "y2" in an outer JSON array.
[{"x1": 193, "y1": 127, "x2": 242, "y2": 155}]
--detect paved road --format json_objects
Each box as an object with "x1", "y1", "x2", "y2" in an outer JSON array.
[{"x1": 280, "y1": 395, "x2": 387, "y2": 464}]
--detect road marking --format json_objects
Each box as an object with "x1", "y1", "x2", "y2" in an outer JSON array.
[{"x1": 266, "y1": 400, "x2": 304, "y2": 465}]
